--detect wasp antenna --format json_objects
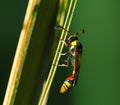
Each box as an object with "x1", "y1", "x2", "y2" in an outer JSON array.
[
  {"x1": 76, "y1": 29, "x2": 85, "y2": 35},
  {"x1": 55, "y1": 26, "x2": 72, "y2": 36}
]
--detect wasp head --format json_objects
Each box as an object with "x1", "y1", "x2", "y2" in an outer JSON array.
[{"x1": 67, "y1": 35, "x2": 78, "y2": 44}]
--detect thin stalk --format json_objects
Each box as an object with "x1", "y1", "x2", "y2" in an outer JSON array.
[
  {"x1": 38, "y1": 0, "x2": 77, "y2": 105},
  {"x1": 3, "y1": 0, "x2": 41, "y2": 105}
]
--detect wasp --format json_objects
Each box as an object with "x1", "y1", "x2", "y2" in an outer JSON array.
[{"x1": 55, "y1": 26, "x2": 84, "y2": 93}]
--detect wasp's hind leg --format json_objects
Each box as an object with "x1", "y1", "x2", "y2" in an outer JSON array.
[
  {"x1": 52, "y1": 57, "x2": 70, "y2": 67},
  {"x1": 57, "y1": 56, "x2": 70, "y2": 67}
]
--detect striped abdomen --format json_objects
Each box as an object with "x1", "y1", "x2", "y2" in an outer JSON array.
[{"x1": 60, "y1": 75, "x2": 76, "y2": 93}]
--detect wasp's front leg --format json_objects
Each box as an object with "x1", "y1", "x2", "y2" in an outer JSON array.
[{"x1": 60, "y1": 39, "x2": 69, "y2": 47}]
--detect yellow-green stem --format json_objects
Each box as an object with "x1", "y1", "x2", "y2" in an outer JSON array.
[
  {"x1": 3, "y1": 0, "x2": 41, "y2": 105},
  {"x1": 38, "y1": 0, "x2": 77, "y2": 105}
]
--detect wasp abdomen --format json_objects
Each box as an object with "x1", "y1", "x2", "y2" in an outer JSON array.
[{"x1": 60, "y1": 75, "x2": 76, "y2": 93}]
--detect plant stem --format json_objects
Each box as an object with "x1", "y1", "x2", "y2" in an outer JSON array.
[
  {"x1": 38, "y1": 0, "x2": 77, "y2": 105},
  {"x1": 3, "y1": 0, "x2": 41, "y2": 105}
]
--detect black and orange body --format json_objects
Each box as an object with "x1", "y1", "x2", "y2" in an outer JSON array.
[{"x1": 55, "y1": 26, "x2": 84, "y2": 93}]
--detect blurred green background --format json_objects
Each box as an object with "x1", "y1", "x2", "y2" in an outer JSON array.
[{"x1": 0, "y1": 0, "x2": 120, "y2": 105}]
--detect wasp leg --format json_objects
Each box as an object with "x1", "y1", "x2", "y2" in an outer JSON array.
[
  {"x1": 53, "y1": 63, "x2": 68, "y2": 67},
  {"x1": 60, "y1": 39, "x2": 68, "y2": 47},
  {"x1": 57, "y1": 56, "x2": 70, "y2": 67},
  {"x1": 57, "y1": 51, "x2": 68, "y2": 56},
  {"x1": 53, "y1": 57, "x2": 69, "y2": 67},
  {"x1": 57, "y1": 64, "x2": 68, "y2": 67}
]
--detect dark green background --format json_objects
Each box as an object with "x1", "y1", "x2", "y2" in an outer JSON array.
[{"x1": 0, "y1": 0, "x2": 120, "y2": 105}]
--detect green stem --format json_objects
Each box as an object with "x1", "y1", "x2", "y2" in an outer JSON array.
[
  {"x1": 38, "y1": 0, "x2": 77, "y2": 105},
  {"x1": 3, "y1": 0, "x2": 41, "y2": 105}
]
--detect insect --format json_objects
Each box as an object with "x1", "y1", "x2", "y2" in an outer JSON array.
[{"x1": 55, "y1": 26, "x2": 84, "y2": 93}]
